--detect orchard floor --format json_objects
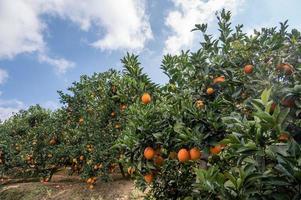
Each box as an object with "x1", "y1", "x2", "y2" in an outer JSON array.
[{"x1": 0, "y1": 173, "x2": 144, "y2": 200}]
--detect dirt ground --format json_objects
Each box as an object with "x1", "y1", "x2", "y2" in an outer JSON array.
[{"x1": 0, "y1": 173, "x2": 144, "y2": 200}]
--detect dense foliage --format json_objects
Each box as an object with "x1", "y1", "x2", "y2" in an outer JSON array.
[{"x1": 1, "y1": 9, "x2": 301, "y2": 199}]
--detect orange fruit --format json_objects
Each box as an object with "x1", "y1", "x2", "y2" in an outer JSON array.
[
  {"x1": 154, "y1": 155, "x2": 164, "y2": 166},
  {"x1": 49, "y1": 138, "x2": 56, "y2": 145},
  {"x1": 111, "y1": 112, "x2": 116, "y2": 117},
  {"x1": 281, "y1": 97, "x2": 295, "y2": 108},
  {"x1": 270, "y1": 102, "x2": 277, "y2": 113},
  {"x1": 244, "y1": 64, "x2": 254, "y2": 74},
  {"x1": 144, "y1": 173, "x2": 153, "y2": 184},
  {"x1": 115, "y1": 124, "x2": 121, "y2": 129},
  {"x1": 79, "y1": 155, "x2": 85, "y2": 161},
  {"x1": 169, "y1": 151, "x2": 177, "y2": 159},
  {"x1": 206, "y1": 87, "x2": 214, "y2": 95},
  {"x1": 120, "y1": 104, "x2": 127, "y2": 111},
  {"x1": 88, "y1": 184, "x2": 94, "y2": 190},
  {"x1": 127, "y1": 167, "x2": 135, "y2": 175},
  {"x1": 196, "y1": 100, "x2": 205, "y2": 109},
  {"x1": 141, "y1": 93, "x2": 151, "y2": 104},
  {"x1": 111, "y1": 85, "x2": 117, "y2": 93},
  {"x1": 144, "y1": 147, "x2": 155, "y2": 160},
  {"x1": 189, "y1": 148, "x2": 201, "y2": 161},
  {"x1": 210, "y1": 145, "x2": 222, "y2": 155},
  {"x1": 213, "y1": 76, "x2": 225, "y2": 84},
  {"x1": 276, "y1": 63, "x2": 294, "y2": 75},
  {"x1": 177, "y1": 148, "x2": 190, "y2": 163},
  {"x1": 86, "y1": 178, "x2": 92, "y2": 184},
  {"x1": 278, "y1": 133, "x2": 289, "y2": 142}
]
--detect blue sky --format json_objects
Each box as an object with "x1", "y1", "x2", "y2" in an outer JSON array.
[{"x1": 0, "y1": 0, "x2": 301, "y2": 120}]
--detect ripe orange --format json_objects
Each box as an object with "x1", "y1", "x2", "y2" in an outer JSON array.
[
  {"x1": 281, "y1": 97, "x2": 295, "y2": 108},
  {"x1": 278, "y1": 133, "x2": 289, "y2": 142},
  {"x1": 49, "y1": 139, "x2": 56, "y2": 145},
  {"x1": 169, "y1": 151, "x2": 177, "y2": 159},
  {"x1": 115, "y1": 124, "x2": 121, "y2": 129},
  {"x1": 276, "y1": 63, "x2": 294, "y2": 75},
  {"x1": 213, "y1": 76, "x2": 225, "y2": 84},
  {"x1": 210, "y1": 145, "x2": 222, "y2": 155},
  {"x1": 177, "y1": 148, "x2": 190, "y2": 163},
  {"x1": 154, "y1": 155, "x2": 164, "y2": 166},
  {"x1": 79, "y1": 155, "x2": 85, "y2": 161},
  {"x1": 196, "y1": 100, "x2": 205, "y2": 109},
  {"x1": 144, "y1": 147, "x2": 155, "y2": 160},
  {"x1": 244, "y1": 64, "x2": 254, "y2": 74},
  {"x1": 120, "y1": 104, "x2": 127, "y2": 111},
  {"x1": 270, "y1": 102, "x2": 277, "y2": 113},
  {"x1": 86, "y1": 178, "x2": 92, "y2": 184},
  {"x1": 189, "y1": 148, "x2": 201, "y2": 161},
  {"x1": 144, "y1": 173, "x2": 153, "y2": 184},
  {"x1": 206, "y1": 87, "x2": 214, "y2": 95},
  {"x1": 141, "y1": 93, "x2": 151, "y2": 104},
  {"x1": 111, "y1": 112, "x2": 116, "y2": 117},
  {"x1": 127, "y1": 167, "x2": 135, "y2": 175},
  {"x1": 88, "y1": 184, "x2": 94, "y2": 190}
]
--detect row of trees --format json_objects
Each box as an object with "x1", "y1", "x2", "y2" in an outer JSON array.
[{"x1": 1, "y1": 10, "x2": 301, "y2": 199}]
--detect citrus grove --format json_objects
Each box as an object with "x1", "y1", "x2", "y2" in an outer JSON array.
[{"x1": 1, "y1": 10, "x2": 301, "y2": 199}]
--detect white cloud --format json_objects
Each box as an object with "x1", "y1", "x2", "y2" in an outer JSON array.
[
  {"x1": 0, "y1": 99, "x2": 25, "y2": 122},
  {"x1": 0, "y1": 0, "x2": 45, "y2": 59},
  {"x1": 38, "y1": 54, "x2": 75, "y2": 74},
  {"x1": 0, "y1": 0, "x2": 152, "y2": 72},
  {"x1": 164, "y1": 0, "x2": 245, "y2": 55},
  {"x1": 42, "y1": 0, "x2": 153, "y2": 51},
  {"x1": 0, "y1": 0, "x2": 74, "y2": 74},
  {"x1": 0, "y1": 69, "x2": 8, "y2": 84}
]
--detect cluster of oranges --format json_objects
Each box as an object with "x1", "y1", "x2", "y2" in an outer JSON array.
[
  {"x1": 86, "y1": 144, "x2": 94, "y2": 153},
  {"x1": 86, "y1": 177, "x2": 97, "y2": 189},
  {"x1": 142, "y1": 147, "x2": 203, "y2": 183},
  {"x1": 144, "y1": 147, "x2": 164, "y2": 166},
  {"x1": 143, "y1": 146, "x2": 164, "y2": 183},
  {"x1": 25, "y1": 154, "x2": 35, "y2": 165},
  {"x1": 177, "y1": 148, "x2": 202, "y2": 163},
  {"x1": 93, "y1": 163, "x2": 103, "y2": 171}
]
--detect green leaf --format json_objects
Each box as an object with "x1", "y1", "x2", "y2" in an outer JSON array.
[{"x1": 261, "y1": 88, "x2": 272, "y2": 105}]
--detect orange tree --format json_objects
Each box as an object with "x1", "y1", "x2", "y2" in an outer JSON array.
[
  {"x1": 57, "y1": 53, "x2": 157, "y2": 187},
  {"x1": 192, "y1": 89, "x2": 301, "y2": 199},
  {"x1": 117, "y1": 9, "x2": 301, "y2": 199},
  {"x1": 0, "y1": 105, "x2": 63, "y2": 181}
]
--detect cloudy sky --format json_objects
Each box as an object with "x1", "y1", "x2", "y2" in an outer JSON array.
[{"x1": 0, "y1": 0, "x2": 301, "y2": 121}]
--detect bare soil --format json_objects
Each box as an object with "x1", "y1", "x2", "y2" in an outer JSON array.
[{"x1": 0, "y1": 173, "x2": 144, "y2": 200}]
